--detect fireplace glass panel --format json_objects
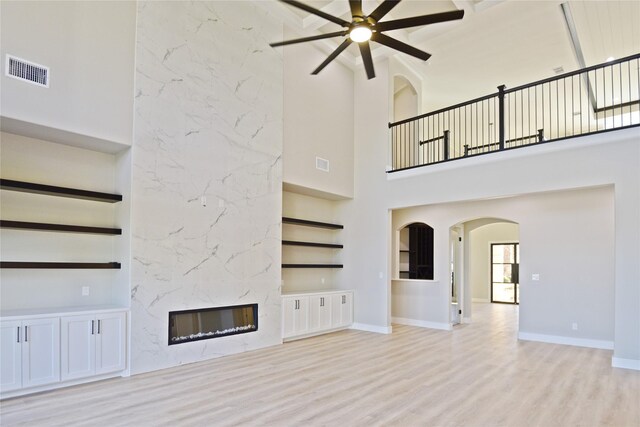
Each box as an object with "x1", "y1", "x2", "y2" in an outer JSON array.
[{"x1": 169, "y1": 304, "x2": 258, "y2": 345}]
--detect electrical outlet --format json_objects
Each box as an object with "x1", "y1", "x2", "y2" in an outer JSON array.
[
  {"x1": 572, "y1": 322, "x2": 578, "y2": 330},
  {"x1": 532, "y1": 274, "x2": 540, "y2": 281},
  {"x1": 82, "y1": 286, "x2": 90, "y2": 296}
]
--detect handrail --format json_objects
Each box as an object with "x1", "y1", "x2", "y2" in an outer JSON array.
[
  {"x1": 389, "y1": 92, "x2": 498, "y2": 127},
  {"x1": 388, "y1": 53, "x2": 640, "y2": 172}
]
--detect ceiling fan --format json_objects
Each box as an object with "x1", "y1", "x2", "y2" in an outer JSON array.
[{"x1": 270, "y1": 0, "x2": 464, "y2": 79}]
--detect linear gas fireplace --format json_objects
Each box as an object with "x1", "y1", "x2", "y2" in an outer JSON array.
[{"x1": 168, "y1": 303, "x2": 258, "y2": 345}]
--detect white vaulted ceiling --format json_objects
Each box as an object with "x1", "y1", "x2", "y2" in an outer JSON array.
[{"x1": 265, "y1": 0, "x2": 640, "y2": 111}]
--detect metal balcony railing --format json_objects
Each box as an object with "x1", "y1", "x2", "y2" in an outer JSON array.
[{"x1": 388, "y1": 53, "x2": 640, "y2": 172}]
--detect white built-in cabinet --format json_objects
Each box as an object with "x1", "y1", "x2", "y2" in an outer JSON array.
[
  {"x1": 0, "y1": 317, "x2": 60, "y2": 393},
  {"x1": 282, "y1": 290, "x2": 353, "y2": 341},
  {"x1": 61, "y1": 312, "x2": 126, "y2": 381},
  {"x1": 0, "y1": 308, "x2": 127, "y2": 398}
]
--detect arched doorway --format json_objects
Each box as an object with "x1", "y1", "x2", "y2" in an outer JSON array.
[
  {"x1": 392, "y1": 76, "x2": 419, "y2": 170},
  {"x1": 450, "y1": 218, "x2": 520, "y2": 324},
  {"x1": 393, "y1": 75, "x2": 418, "y2": 122}
]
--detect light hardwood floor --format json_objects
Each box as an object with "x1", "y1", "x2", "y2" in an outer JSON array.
[{"x1": 1, "y1": 303, "x2": 638, "y2": 426}]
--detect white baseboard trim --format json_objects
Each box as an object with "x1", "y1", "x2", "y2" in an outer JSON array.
[
  {"x1": 0, "y1": 370, "x2": 126, "y2": 399},
  {"x1": 518, "y1": 332, "x2": 614, "y2": 350},
  {"x1": 392, "y1": 317, "x2": 452, "y2": 331},
  {"x1": 472, "y1": 298, "x2": 490, "y2": 303},
  {"x1": 350, "y1": 323, "x2": 392, "y2": 334},
  {"x1": 612, "y1": 357, "x2": 640, "y2": 371}
]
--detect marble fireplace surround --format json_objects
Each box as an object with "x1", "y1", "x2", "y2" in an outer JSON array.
[{"x1": 130, "y1": 1, "x2": 283, "y2": 374}]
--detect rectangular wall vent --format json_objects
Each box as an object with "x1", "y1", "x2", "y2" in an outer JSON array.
[
  {"x1": 5, "y1": 55, "x2": 49, "y2": 87},
  {"x1": 316, "y1": 157, "x2": 329, "y2": 172}
]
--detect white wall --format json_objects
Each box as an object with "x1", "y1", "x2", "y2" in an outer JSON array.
[
  {"x1": 346, "y1": 58, "x2": 640, "y2": 364},
  {"x1": 282, "y1": 31, "x2": 354, "y2": 199},
  {"x1": 466, "y1": 221, "x2": 519, "y2": 302},
  {"x1": 0, "y1": 1, "x2": 136, "y2": 145},
  {"x1": 390, "y1": 187, "x2": 614, "y2": 343},
  {"x1": 130, "y1": 1, "x2": 283, "y2": 374}
]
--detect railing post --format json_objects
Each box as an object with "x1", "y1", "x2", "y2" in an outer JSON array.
[
  {"x1": 443, "y1": 130, "x2": 450, "y2": 160},
  {"x1": 497, "y1": 85, "x2": 506, "y2": 150},
  {"x1": 537, "y1": 128, "x2": 544, "y2": 142}
]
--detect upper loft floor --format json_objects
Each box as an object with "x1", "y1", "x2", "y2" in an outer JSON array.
[{"x1": 388, "y1": 53, "x2": 640, "y2": 173}]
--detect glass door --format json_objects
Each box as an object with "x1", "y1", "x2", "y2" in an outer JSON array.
[{"x1": 491, "y1": 243, "x2": 519, "y2": 304}]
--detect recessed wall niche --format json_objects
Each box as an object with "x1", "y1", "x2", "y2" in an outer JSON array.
[{"x1": 398, "y1": 222, "x2": 434, "y2": 280}]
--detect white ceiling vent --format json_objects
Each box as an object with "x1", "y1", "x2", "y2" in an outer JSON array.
[
  {"x1": 5, "y1": 55, "x2": 49, "y2": 88},
  {"x1": 316, "y1": 157, "x2": 329, "y2": 172}
]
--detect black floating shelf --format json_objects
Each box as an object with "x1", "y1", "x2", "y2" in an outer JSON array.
[
  {"x1": 0, "y1": 220, "x2": 121, "y2": 235},
  {"x1": 282, "y1": 264, "x2": 343, "y2": 269},
  {"x1": 282, "y1": 240, "x2": 343, "y2": 249},
  {"x1": 282, "y1": 217, "x2": 343, "y2": 230},
  {"x1": 0, "y1": 179, "x2": 122, "y2": 203},
  {"x1": 399, "y1": 270, "x2": 411, "y2": 274},
  {"x1": 0, "y1": 262, "x2": 121, "y2": 269},
  {"x1": 399, "y1": 250, "x2": 412, "y2": 253}
]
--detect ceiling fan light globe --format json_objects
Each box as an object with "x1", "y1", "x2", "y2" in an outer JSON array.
[{"x1": 350, "y1": 26, "x2": 372, "y2": 43}]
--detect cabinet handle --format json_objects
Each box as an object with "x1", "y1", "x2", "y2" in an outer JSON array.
[
  {"x1": 24, "y1": 326, "x2": 28, "y2": 342},
  {"x1": 320, "y1": 297, "x2": 324, "y2": 307},
  {"x1": 295, "y1": 300, "x2": 299, "y2": 310},
  {"x1": 17, "y1": 326, "x2": 20, "y2": 343},
  {"x1": 98, "y1": 320, "x2": 101, "y2": 334},
  {"x1": 91, "y1": 320, "x2": 95, "y2": 335}
]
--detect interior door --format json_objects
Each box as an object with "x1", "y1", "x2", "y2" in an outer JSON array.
[{"x1": 491, "y1": 243, "x2": 519, "y2": 304}]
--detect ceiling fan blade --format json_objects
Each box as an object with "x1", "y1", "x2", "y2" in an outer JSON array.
[
  {"x1": 312, "y1": 39, "x2": 353, "y2": 75},
  {"x1": 349, "y1": 0, "x2": 363, "y2": 18},
  {"x1": 371, "y1": 32, "x2": 431, "y2": 61},
  {"x1": 280, "y1": 0, "x2": 350, "y2": 27},
  {"x1": 270, "y1": 31, "x2": 347, "y2": 47},
  {"x1": 359, "y1": 41, "x2": 376, "y2": 80},
  {"x1": 375, "y1": 10, "x2": 464, "y2": 32},
  {"x1": 368, "y1": 0, "x2": 401, "y2": 23}
]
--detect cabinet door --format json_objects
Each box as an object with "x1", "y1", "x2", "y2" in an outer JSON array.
[
  {"x1": 61, "y1": 315, "x2": 96, "y2": 381},
  {"x1": 309, "y1": 295, "x2": 331, "y2": 332},
  {"x1": 331, "y1": 293, "x2": 353, "y2": 328},
  {"x1": 282, "y1": 297, "x2": 297, "y2": 338},
  {"x1": 340, "y1": 293, "x2": 353, "y2": 326},
  {"x1": 0, "y1": 321, "x2": 22, "y2": 392},
  {"x1": 294, "y1": 297, "x2": 309, "y2": 335},
  {"x1": 95, "y1": 312, "x2": 126, "y2": 375},
  {"x1": 22, "y1": 317, "x2": 60, "y2": 388}
]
